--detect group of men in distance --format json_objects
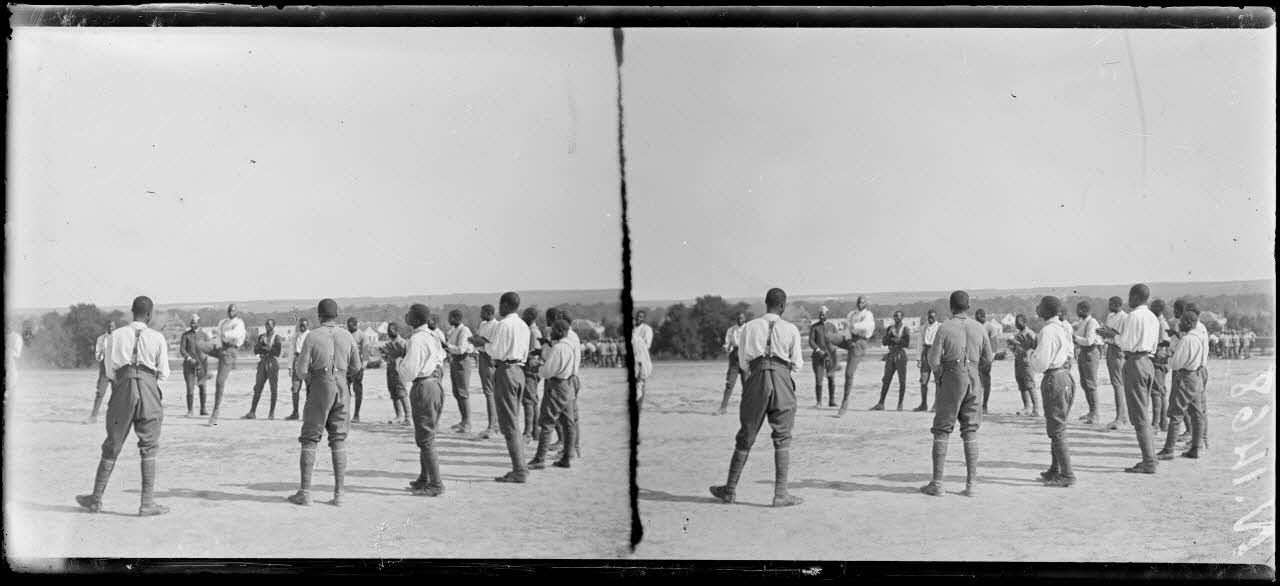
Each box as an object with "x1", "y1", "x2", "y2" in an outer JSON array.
[
  {"x1": 582, "y1": 338, "x2": 629, "y2": 368},
  {"x1": 1208, "y1": 328, "x2": 1257, "y2": 359},
  {"x1": 703, "y1": 283, "x2": 1212, "y2": 507},
  {"x1": 75, "y1": 291, "x2": 584, "y2": 516}
]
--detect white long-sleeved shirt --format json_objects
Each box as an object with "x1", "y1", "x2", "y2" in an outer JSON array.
[
  {"x1": 105, "y1": 321, "x2": 170, "y2": 382},
  {"x1": 1117, "y1": 305, "x2": 1160, "y2": 354},
  {"x1": 1169, "y1": 326, "x2": 1209, "y2": 372},
  {"x1": 397, "y1": 325, "x2": 445, "y2": 384},
  {"x1": 846, "y1": 309, "x2": 876, "y2": 339},
  {"x1": 724, "y1": 324, "x2": 743, "y2": 351},
  {"x1": 292, "y1": 330, "x2": 309, "y2": 356},
  {"x1": 447, "y1": 324, "x2": 474, "y2": 356},
  {"x1": 540, "y1": 339, "x2": 576, "y2": 380},
  {"x1": 632, "y1": 323, "x2": 653, "y2": 363},
  {"x1": 1031, "y1": 317, "x2": 1073, "y2": 373},
  {"x1": 1104, "y1": 310, "x2": 1128, "y2": 346},
  {"x1": 217, "y1": 316, "x2": 247, "y2": 348},
  {"x1": 921, "y1": 321, "x2": 940, "y2": 346},
  {"x1": 475, "y1": 319, "x2": 498, "y2": 356},
  {"x1": 737, "y1": 313, "x2": 803, "y2": 373},
  {"x1": 487, "y1": 313, "x2": 531, "y2": 363},
  {"x1": 566, "y1": 329, "x2": 582, "y2": 375},
  {"x1": 94, "y1": 332, "x2": 112, "y2": 362},
  {"x1": 1074, "y1": 315, "x2": 1103, "y2": 347}
]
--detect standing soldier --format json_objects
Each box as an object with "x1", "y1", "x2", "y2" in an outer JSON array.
[
  {"x1": 633, "y1": 311, "x2": 654, "y2": 411},
  {"x1": 1072, "y1": 301, "x2": 1103, "y2": 424},
  {"x1": 1149, "y1": 299, "x2": 1172, "y2": 432},
  {"x1": 557, "y1": 309, "x2": 584, "y2": 460},
  {"x1": 1160, "y1": 309, "x2": 1209, "y2": 459},
  {"x1": 345, "y1": 317, "x2": 368, "y2": 424},
  {"x1": 875, "y1": 311, "x2": 911, "y2": 411},
  {"x1": 487, "y1": 292, "x2": 532, "y2": 483},
  {"x1": 1030, "y1": 297, "x2": 1076, "y2": 487},
  {"x1": 838, "y1": 296, "x2": 876, "y2": 417},
  {"x1": 921, "y1": 291, "x2": 993, "y2": 497},
  {"x1": 584, "y1": 338, "x2": 597, "y2": 367},
  {"x1": 469, "y1": 304, "x2": 502, "y2": 440},
  {"x1": 1097, "y1": 284, "x2": 1161, "y2": 474},
  {"x1": 206, "y1": 304, "x2": 246, "y2": 427},
  {"x1": 915, "y1": 310, "x2": 940, "y2": 412},
  {"x1": 283, "y1": 318, "x2": 310, "y2": 421},
  {"x1": 287, "y1": 298, "x2": 361, "y2": 506},
  {"x1": 520, "y1": 307, "x2": 544, "y2": 447},
  {"x1": 1100, "y1": 296, "x2": 1130, "y2": 430},
  {"x1": 601, "y1": 335, "x2": 616, "y2": 369},
  {"x1": 528, "y1": 319, "x2": 578, "y2": 470},
  {"x1": 244, "y1": 319, "x2": 283, "y2": 420},
  {"x1": 974, "y1": 309, "x2": 1001, "y2": 414},
  {"x1": 1011, "y1": 314, "x2": 1041, "y2": 417},
  {"x1": 1169, "y1": 300, "x2": 1211, "y2": 450},
  {"x1": 382, "y1": 322, "x2": 411, "y2": 425},
  {"x1": 444, "y1": 309, "x2": 475, "y2": 433},
  {"x1": 180, "y1": 315, "x2": 210, "y2": 418},
  {"x1": 709, "y1": 288, "x2": 804, "y2": 507},
  {"x1": 807, "y1": 307, "x2": 838, "y2": 410},
  {"x1": 75, "y1": 296, "x2": 171, "y2": 516},
  {"x1": 86, "y1": 319, "x2": 116, "y2": 424},
  {"x1": 400, "y1": 304, "x2": 448, "y2": 497},
  {"x1": 719, "y1": 312, "x2": 748, "y2": 415}
]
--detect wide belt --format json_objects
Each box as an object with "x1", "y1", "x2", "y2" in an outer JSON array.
[
  {"x1": 413, "y1": 373, "x2": 443, "y2": 383},
  {"x1": 1124, "y1": 351, "x2": 1150, "y2": 359},
  {"x1": 748, "y1": 355, "x2": 790, "y2": 371},
  {"x1": 309, "y1": 367, "x2": 347, "y2": 375},
  {"x1": 115, "y1": 364, "x2": 158, "y2": 378}
]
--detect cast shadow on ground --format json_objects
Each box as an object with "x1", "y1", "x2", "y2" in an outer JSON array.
[
  {"x1": 637, "y1": 488, "x2": 772, "y2": 508},
  {"x1": 15, "y1": 500, "x2": 138, "y2": 517},
  {"x1": 874, "y1": 472, "x2": 1041, "y2": 488},
  {"x1": 979, "y1": 459, "x2": 1118, "y2": 474}
]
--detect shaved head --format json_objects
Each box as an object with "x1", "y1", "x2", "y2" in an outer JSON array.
[
  {"x1": 765, "y1": 288, "x2": 787, "y2": 312},
  {"x1": 317, "y1": 298, "x2": 338, "y2": 320},
  {"x1": 948, "y1": 291, "x2": 970, "y2": 314}
]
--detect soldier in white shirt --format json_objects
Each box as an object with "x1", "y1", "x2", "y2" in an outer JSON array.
[
  {"x1": 1030, "y1": 297, "x2": 1077, "y2": 487},
  {"x1": 444, "y1": 309, "x2": 475, "y2": 433},
  {"x1": 528, "y1": 319, "x2": 578, "y2": 470},
  {"x1": 76, "y1": 296, "x2": 171, "y2": 516},
  {"x1": 718, "y1": 312, "x2": 748, "y2": 415},
  {"x1": 86, "y1": 320, "x2": 117, "y2": 424},
  {"x1": 633, "y1": 310, "x2": 654, "y2": 410},
  {"x1": 488, "y1": 292, "x2": 532, "y2": 483},
  {"x1": 915, "y1": 310, "x2": 940, "y2": 412},
  {"x1": 838, "y1": 296, "x2": 875, "y2": 417},
  {"x1": 1098, "y1": 296, "x2": 1130, "y2": 430},
  {"x1": 206, "y1": 304, "x2": 246, "y2": 427},
  {"x1": 520, "y1": 307, "x2": 544, "y2": 447},
  {"x1": 1097, "y1": 284, "x2": 1162, "y2": 474},
  {"x1": 469, "y1": 304, "x2": 501, "y2": 439},
  {"x1": 1165, "y1": 301, "x2": 1211, "y2": 453},
  {"x1": 1072, "y1": 301, "x2": 1104, "y2": 424},
  {"x1": 284, "y1": 318, "x2": 309, "y2": 420},
  {"x1": 710, "y1": 288, "x2": 804, "y2": 508},
  {"x1": 400, "y1": 304, "x2": 448, "y2": 497},
  {"x1": 1160, "y1": 310, "x2": 1210, "y2": 459}
]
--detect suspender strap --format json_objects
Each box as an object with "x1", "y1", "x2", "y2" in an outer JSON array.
[{"x1": 131, "y1": 328, "x2": 143, "y2": 366}]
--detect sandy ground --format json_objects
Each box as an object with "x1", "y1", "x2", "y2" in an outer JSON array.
[
  {"x1": 4, "y1": 360, "x2": 632, "y2": 561},
  {"x1": 634, "y1": 351, "x2": 1276, "y2": 565}
]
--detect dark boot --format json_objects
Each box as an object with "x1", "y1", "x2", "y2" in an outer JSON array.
[
  {"x1": 710, "y1": 449, "x2": 749, "y2": 503},
  {"x1": 288, "y1": 444, "x2": 316, "y2": 505},
  {"x1": 920, "y1": 434, "x2": 947, "y2": 496},
  {"x1": 1053, "y1": 437, "x2": 1073, "y2": 483},
  {"x1": 495, "y1": 435, "x2": 528, "y2": 483},
  {"x1": 185, "y1": 390, "x2": 194, "y2": 417},
  {"x1": 961, "y1": 435, "x2": 979, "y2": 497},
  {"x1": 896, "y1": 381, "x2": 907, "y2": 411},
  {"x1": 827, "y1": 378, "x2": 837, "y2": 406},
  {"x1": 410, "y1": 450, "x2": 430, "y2": 490},
  {"x1": 914, "y1": 384, "x2": 929, "y2": 411},
  {"x1": 1135, "y1": 425, "x2": 1157, "y2": 471},
  {"x1": 772, "y1": 449, "x2": 803, "y2": 507},
  {"x1": 138, "y1": 457, "x2": 170, "y2": 516},
  {"x1": 268, "y1": 389, "x2": 278, "y2": 420},
  {"x1": 423, "y1": 448, "x2": 444, "y2": 496},
  {"x1": 555, "y1": 422, "x2": 576, "y2": 468},
  {"x1": 1160, "y1": 419, "x2": 1182, "y2": 457},
  {"x1": 330, "y1": 443, "x2": 347, "y2": 506},
  {"x1": 352, "y1": 390, "x2": 363, "y2": 423},
  {"x1": 76, "y1": 457, "x2": 115, "y2": 513},
  {"x1": 199, "y1": 385, "x2": 208, "y2": 416},
  {"x1": 285, "y1": 392, "x2": 300, "y2": 420}
]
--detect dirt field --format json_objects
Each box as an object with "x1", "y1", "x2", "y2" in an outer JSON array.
[
  {"x1": 4, "y1": 360, "x2": 632, "y2": 561},
  {"x1": 634, "y1": 351, "x2": 1276, "y2": 565}
]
